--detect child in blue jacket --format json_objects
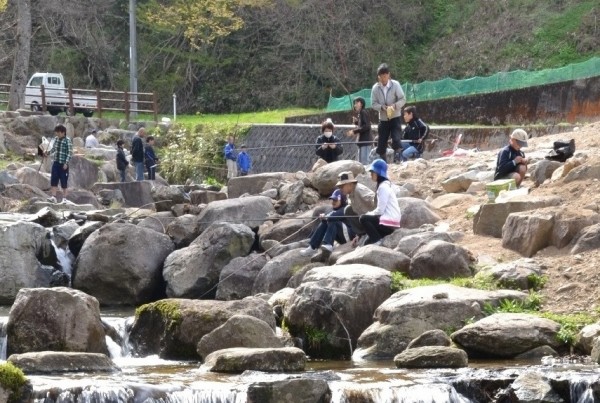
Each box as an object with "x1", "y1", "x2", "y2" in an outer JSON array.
[{"x1": 237, "y1": 144, "x2": 252, "y2": 176}]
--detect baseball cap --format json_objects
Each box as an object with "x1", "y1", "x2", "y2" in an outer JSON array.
[
  {"x1": 329, "y1": 189, "x2": 343, "y2": 201},
  {"x1": 510, "y1": 129, "x2": 528, "y2": 147}
]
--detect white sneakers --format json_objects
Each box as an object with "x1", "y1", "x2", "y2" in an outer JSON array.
[
  {"x1": 47, "y1": 196, "x2": 57, "y2": 203},
  {"x1": 300, "y1": 246, "x2": 316, "y2": 256},
  {"x1": 321, "y1": 244, "x2": 333, "y2": 253}
]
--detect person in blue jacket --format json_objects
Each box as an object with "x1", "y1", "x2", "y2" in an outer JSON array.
[
  {"x1": 237, "y1": 144, "x2": 252, "y2": 176},
  {"x1": 224, "y1": 136, "x2": 238, "y2": 179},
  {"x1": 145, "y1": 136, "x2": 159, "y2": 180},
  {"x1": 494, "y1": 129, "x2": 529, "y2": 187}
]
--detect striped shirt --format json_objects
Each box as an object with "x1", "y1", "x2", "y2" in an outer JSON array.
[{"x1": 51, "y1": 137, "x2": 73, "y2": 164}]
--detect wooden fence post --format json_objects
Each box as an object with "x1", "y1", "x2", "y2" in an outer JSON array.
[
  {"x1": 152, "y1": 92, "x2": 158, "y2": 122},
  {"x1": 41, "y1": 85, "x2": 47, "y2": 112},
  {"x1": 67, "y1": 87, "x2": 75, "y2": 116},
  {"x1": 124, "y1": 91, "x2": 130, "y2": 122},
  {"x1": 96, "y1": 89, "x2": 102, "y2": 118}
]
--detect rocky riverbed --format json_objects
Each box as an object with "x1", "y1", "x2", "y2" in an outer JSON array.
[{"x1": 1, "y1": 111, "x2": 600, "y2": 402}]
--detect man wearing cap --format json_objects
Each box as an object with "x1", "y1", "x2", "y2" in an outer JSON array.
[
  {"x1": 371, "y1": 63, "x2": 406, "y2": 163},
  {"x1": 494, "y1": 128, "x2": 530, "y2": 186},
  {"x1": 85, "y1": 129, "x2": 100, "y2": 148}
]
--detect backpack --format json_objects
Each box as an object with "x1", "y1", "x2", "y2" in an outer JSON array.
[{"x1": 545, "y1": 139, "x2": 575, "y2": 163}]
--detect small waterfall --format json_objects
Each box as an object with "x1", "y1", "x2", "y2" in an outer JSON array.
[
  {"x1": 570, "y1": 376, "x2": 599, "y2": 403},
  {"x1": 102, "y1": 316, "x2": 135, "y2": 358},
  {"x1": 330, "y1": 382, "x2": 472, "y2": 403},
  {"x1": 50, "y1": 238, "x2": 74, "y2": 279},
  {"x1": 32, "y1": 383, "x2": 248, "y2": 403},
  {"x1": 0, "y1": 317, "x2": 7, "y2": 361}
]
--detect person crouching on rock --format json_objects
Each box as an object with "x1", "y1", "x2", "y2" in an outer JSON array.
[
  {"x1": 315, "y1": 119, "x2": 343, "y2": 163},
  {"x1": 359, "y1": 159, "x2": 401, "y2": 245},
  {"x1": 301, "y1": 188, "x2": 353, "y2": 261},
  {"x1": 494, "y1": 128, "x2": 529, "y2": 187}
]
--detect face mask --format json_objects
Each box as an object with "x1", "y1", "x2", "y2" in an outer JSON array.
[{"x1": 323, "y1": 131, "x2": 333, "y2": 138}]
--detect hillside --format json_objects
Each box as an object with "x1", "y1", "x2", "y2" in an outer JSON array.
[{"x1": 0, "y1": 0, "x2": 598, "y2": 114}]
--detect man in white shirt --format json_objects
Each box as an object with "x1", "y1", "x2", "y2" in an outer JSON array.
[{"x1": 85, "y1": 129, "x2": 100, "y2": 148}]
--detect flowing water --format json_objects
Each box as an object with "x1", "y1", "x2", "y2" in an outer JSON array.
[{"x1": 2, "y1": 306, "x2": 600, "y2": 402}]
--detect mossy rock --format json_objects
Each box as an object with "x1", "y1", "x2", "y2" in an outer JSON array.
[{"x1": 0, "y1": 362, "x2": 28, "y2": 403}]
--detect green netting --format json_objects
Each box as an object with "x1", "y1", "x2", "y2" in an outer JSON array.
[{"x1": 326, "y1": 57, "x2": 600, "y2": 112}]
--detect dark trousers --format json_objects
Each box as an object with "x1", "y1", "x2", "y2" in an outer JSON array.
[
  {"x1": 376, "y1": 117, "x2": 402, "y2": 162},
  {"x1": 309, "y1": 209, "x2": 348, "y2": 248},
  {"x1": 147, "y1": 166, "x2": 156, "y2": 180},
  {"x1": 359, "y1": 214, "x2": 394, "y2": 244},
  {"x1": 343, "y1": 205, "x2": 365, "y2": 237}
]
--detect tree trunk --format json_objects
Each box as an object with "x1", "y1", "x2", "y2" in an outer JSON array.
[{"x1": 8, "y1": 0, "x2": 31, "y2": 111}]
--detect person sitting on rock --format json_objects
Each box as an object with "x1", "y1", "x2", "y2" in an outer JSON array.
[
  {"x1": 359, "y1": 159, "x2": 401, "y2": 245},
  {"x1": 301, "y1": 188, "x2": 353, "y2": 259},
  {"x1": 399, "y1": 105, "x2": 429, "y2": 162},
  {"x1": 494, "y1": 128, "x2": 529, "y2": 187},
  {"x1": 315, "y1": 119, "x2": 343, "y2": 163}
]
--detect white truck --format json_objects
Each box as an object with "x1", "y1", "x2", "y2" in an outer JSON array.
[{"x1": 25, "y1": 72, "x2": 96, "y2": 117}]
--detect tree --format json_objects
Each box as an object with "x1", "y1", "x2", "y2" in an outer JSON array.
[{"x1": 8, "y1": 0, "x2": 31, "y2": 111}]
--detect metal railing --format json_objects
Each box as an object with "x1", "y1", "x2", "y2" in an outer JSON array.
[{"x1": 0, "y1": 83, "x2": 157, "y2": 121}]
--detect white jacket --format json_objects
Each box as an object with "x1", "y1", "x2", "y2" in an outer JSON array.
[{"x1": 366, "y1": 180, "x2": 401, "y2": 227}]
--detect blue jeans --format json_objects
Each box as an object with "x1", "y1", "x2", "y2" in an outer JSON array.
[
  {"x1": 119, "y1": 169, "x2": 126, "y2": 182},
  {"x1": 358, "y1": 145, "x2": 370, "y2": 165},
  {"x1": 134, "y1": 161, "x2": 144, "y2": 181},
  {"x1": 309, "y1": 209, "x2": 347, "y2": 248},
  {"x1": 401, "y1": 143, "x2": 420, "y2": 162}
]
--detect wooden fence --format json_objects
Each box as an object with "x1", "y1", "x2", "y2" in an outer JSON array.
[{"x1": 0, "y1": 83, "x2": 158, "y2": 121}]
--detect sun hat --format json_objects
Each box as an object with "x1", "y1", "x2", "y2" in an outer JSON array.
[
  {"x1": 510, "y1": 129, "x2": 528, "y2": 148},
  {"x1": 367, "y1": 159, "x2": 388, "y2": 179},
  {"x1": 335, "y1": 171, "x2": 358, "y2": 187}
]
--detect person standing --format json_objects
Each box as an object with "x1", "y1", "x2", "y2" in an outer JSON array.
[
  {"x1": 46, "y1": 124, "x2": 73, "y2": 204},
  {"x1": 116, "y1": 139, "x2": 129, "y2": 182},
  {"x1": 346, "y1": 97, "x2": 372, "y2": 165},
  {"x1": 494, "y1": 129, "x2": 529, "y2": 187},
  {"x1": 224, "y1": 136, "x2": 238, "y2": 179},
  {"x1": 371, "y1": 63, "x2": 406, "y2": 162},
  {"x1": 359, "y1": 159, "x2": 401, "y2": 245},
  {"x1": 237, "y1": 144, "x2": 252, "y2": 176},
  {"x1": 145, "y1": 136, "x2": 159, "y2": 180},
  {"x1": 131, "y1": 128, "x2": 146, "y2": 181},
  {"x1": 315, "y1": 119, "x2": 343, "y2": 163},
  {"x1": 399, "y1": 105, "x2": 429, "y2": 162}
]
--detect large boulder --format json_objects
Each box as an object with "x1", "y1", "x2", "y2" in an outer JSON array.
[
  {"x1": 441, "y1": 171, "x2": 478, "y2": 193},
  {"x1": 252, "y1": 249, "x2": 313, "y2": 294},
  {"x1": 473, "y1": 196, "x2": 562, "y2": 238},
  {"x1": 163, "y1": 222, "x2": 255, "y2": 299},
  {"x1": 151, "y1": 185, "x2": 190, "y2": 212},
  {"x1": 574, "y1": 323, "x2": 600, "y2": 355},
  {"x1": 259, "y1": 212, "x2": 317, "y2": 246},
  {"x1": 406, "y1": 329, "x2": 452, "y2": 349},
  {"x1": 195, "y1": 196, "x2": 274, "y2": 232},
  {"x1": 398, "y1": 198, "x2": 441, "y2": 229},
  {"x1": 227, "y1": 172, "x2": 289, "y2": 199},
  {"x1": 529, "y1": 160, "x2": 562, "y2": 187},
  {"x1": 203, "y1": 347, "x2": 306, "y2": 373},
  {"x1": 279, "y1": 180, "x2": 305, "y2": 214},
  {"x1": 165, "y1": 214, "x2": 202, "y2": 248},
  {"x1": 393, "y1": 231, "x2": 455, "y2": 257},
  {"x1": 91, "y1": 181, "x2": 154, "y2": 207},
  {"x1": 409, "y1": 240, "x2": 474, "y2": 279},
  {"x1": 1, "y1": 183, "x2": 48, "y2": 201},
  {"x1": 430, "y1": 193, "x2": 477, "y2": 210},
  {"x1": 509, "y1": 372, "x2": 564, "y2": 403},
  {"x1": 451, "y1": 313, "x2": 562, "y2": 358},
  {"x1": 137, "y1": 212, "x2": 177, "y2": 235},
  {"x1": 67, "y1": 221, "x2": 104, "y2": 256},
  {"x1": 246, "y1": 379, "x2": 331, "y2": 403},
  {"x1": 335, "y1": 245, "x2": 410, "y2": 273},
  {"x1": 284, "y1": 264, "x2": 391, "y2": 358},
  {"x1": 8, "y1": 352, "x2": 117, "y2": 374},
  {"x1": 478, "y1": 259, "x2": 546, "y2": 290},
  {"x1": 394, "y1": 346, "x2": 468, "y2": 368},
  {"x1": 216, "y1": 254, "x2": 268, "y2": 301},
  {"x1": 312, "y1": 160, "x2": 365, "y2": 196},
  {"x1": 353, "y1": 285, "x2": 528, "y2": 360},
  {"x1": 0, "y1": 221, "x2": 47, "y2": 304},
  {"x1": 6, "y1": 287, "x2": 108, "y2": 355},
  {"x1": 73, "y1": 223, "x2": 174, "y2": 305},
  {"x1": 129, "y1": 297, "x2": 275, "y2": 359},
  {"x1": 502, "y1": 211, "x2": 555, "y2": 257},
  {"x1": 196, "y1": 314, "x2": 284, "y2": 360},
  {"x1": 14, "y1": 166, "x2": 49, "y2": 191},
  {"x1": 571, "y1": 223, "x2": 600, "y2": 254},
  {"x1": 189, "y1": 189, "x2": 227, "y2": 205},
  {"x1": 65, "y1": 155, "x2": 99, "y2": 190}
]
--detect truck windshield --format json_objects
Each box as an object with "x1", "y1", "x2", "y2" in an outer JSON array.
[{"x1": 29, "y1": 76, "x2": 43, "y2": 86}]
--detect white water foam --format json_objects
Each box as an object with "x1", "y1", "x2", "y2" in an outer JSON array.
[
  {"x1": 329, "y1": 381, "x2": 472, "y2": 403},
  {"x1": 50, "y1": 238, "x2": 74, "y2": 279},
  {"x1": 0, "y1": 316, "x2": 7, "y2": 361}
]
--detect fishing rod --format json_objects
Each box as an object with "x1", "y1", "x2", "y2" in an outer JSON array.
[{"x1": 242, "y1": 140, "x2": 414, "y2": 152}]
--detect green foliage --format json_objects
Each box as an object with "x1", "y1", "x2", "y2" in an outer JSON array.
[
  {"x1": 158, "y1": 122, "x2": 250, "y2": 184},
  {"x1": 305, "y1": 326, "x2": 329, "y2": 351},
  {"x1": 540, "y1": 312, "x2": 598, "y2": 345},
  {"x1": 0, "y1": 362, "x2": 27, "y2": 402},
  {"x1": 135, "y1": 300, "x2": 183, "y2": 332},
  {"x1": 527, "y1": 274, "x2": 548, "y2": 291},
  {"x1": 390, "y1": 272, "x2": 498, "y2": 293}
]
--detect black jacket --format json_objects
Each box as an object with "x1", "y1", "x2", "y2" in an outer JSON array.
[
  {"x1": 352, "y1": 109, "x2": 372, "y2": 146},
  {"x1": 494, "y1": 145, "x2": 524, "y2": 180},
  {"x1": 402, "y1": 118, "x2": 429, "y2": 153},
  {"x1": 315, "y1": 134, "x2": 343, "y2": 163},
  {"x1": 116, "y1": 147, "x2": 129, "y2": 171},
  {"x1": 131, "y1": 135, "x2": 144, "y2": 163}
]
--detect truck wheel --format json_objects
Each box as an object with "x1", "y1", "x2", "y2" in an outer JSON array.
[
  {"x1": 66, "y1": 108, "x2": 76, "y2": 117},
  {"x1": 48, "y1": 108, "x2": 60, "y2": 116},
  {"x1": 31, "y1": 103, "x2": 42, "y2": 112},
  {"x1": 82, "y1": 110, "x2": 94, "y2": 118}
]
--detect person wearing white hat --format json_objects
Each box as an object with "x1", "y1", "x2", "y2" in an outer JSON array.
[{"x1": 494, "y1": 128, "x2": 530, "y2": 186}]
